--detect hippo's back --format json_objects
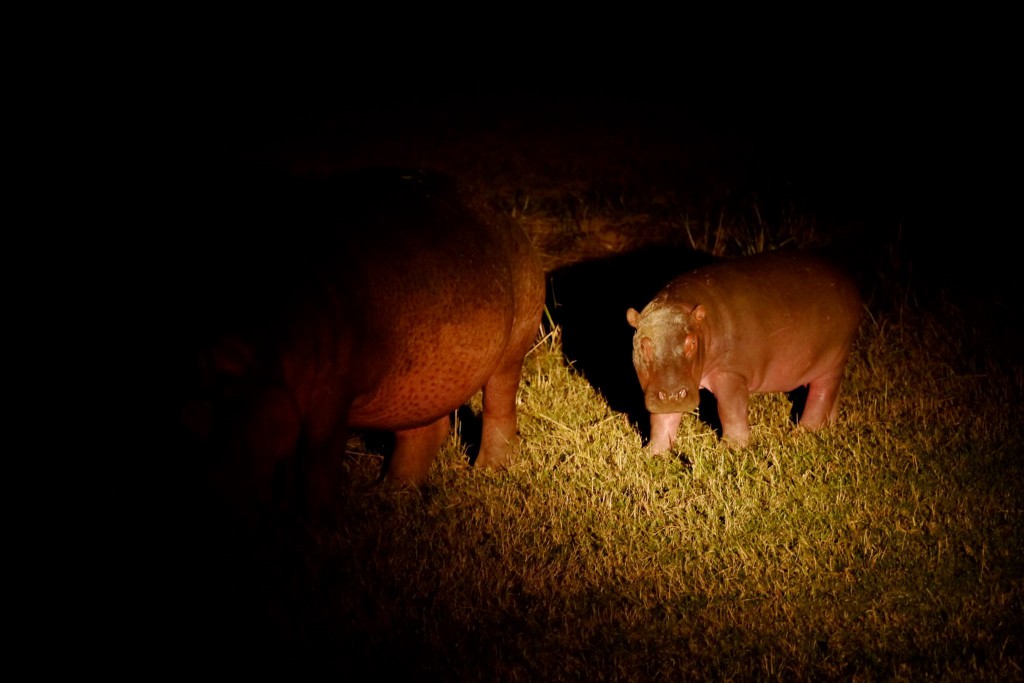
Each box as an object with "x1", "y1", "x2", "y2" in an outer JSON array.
[{"x1": 665, "y1": 249, "x2": 862, "y2": 331}]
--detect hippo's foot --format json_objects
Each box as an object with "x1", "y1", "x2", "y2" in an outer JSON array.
[
  {"x1": 382, "y1": 416, "x2": 452, "y2": 488},
  {"x1": 720, "y1": 432, "x2": 750, "y2": 448},
  {"x1": 719, "y1": 417, "x2": 751, "y2": 447},
  {"x1": 475, "y1": 428, "x2": 520, "y2": 470}
]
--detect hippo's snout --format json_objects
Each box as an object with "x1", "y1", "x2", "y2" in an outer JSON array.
[
  {"x1": 645, "y1": 385, "x2": 698, "y2": 414},
  {"x1": 658, "y1": 387, "x2": 687, "y2": 402}
]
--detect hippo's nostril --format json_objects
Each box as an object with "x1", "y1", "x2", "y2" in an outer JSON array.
[
  {"x1": 657, "y1": 390, "x2": 667, "y2": 401},
  {"x1": 679, "y1": 388, "x2": 687, "y2": 399}
]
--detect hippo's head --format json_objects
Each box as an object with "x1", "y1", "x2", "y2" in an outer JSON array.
[{"x1": 626, "y1": 300, "x2": 705, "y2": 415}]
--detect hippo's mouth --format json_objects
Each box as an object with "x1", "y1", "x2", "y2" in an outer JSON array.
[{"x1": 645, "y1": 387, "x2": 698, "y2": 414}]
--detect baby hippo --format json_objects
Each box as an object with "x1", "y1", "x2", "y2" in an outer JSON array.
[{"x1": 627, "y1": 249, "x2": 862, "y2": 453}]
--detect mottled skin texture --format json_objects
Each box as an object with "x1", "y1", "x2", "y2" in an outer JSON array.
[
  {"x1": 183, "y1": 168, "x2": 545, "y2": 518},
  {"x1": 626, "y1": 249, "x2": 862, "y2": 453}
]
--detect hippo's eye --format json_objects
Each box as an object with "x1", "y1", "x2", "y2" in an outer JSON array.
[{"x1": 640, "y1": 337, "x2": 655, "y2": 362}]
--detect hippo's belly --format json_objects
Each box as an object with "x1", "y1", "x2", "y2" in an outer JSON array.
[
  {"x1": 736, "y1": 321, "x2": 856, "y2": 395},
  {"x1": 348, "y1": 309, "x2": 512, "y2": 429}
]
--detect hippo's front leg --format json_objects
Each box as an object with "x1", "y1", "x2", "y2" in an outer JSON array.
[
  {"x1": 710, "y1": 373, "x2": 752, "y2": 446},
  {"x1": 649, "y1": 412, "x2": 683, "y2": 454},
  {"x1": 385, "y1": 416, "x2": 452, "y2": 487}
]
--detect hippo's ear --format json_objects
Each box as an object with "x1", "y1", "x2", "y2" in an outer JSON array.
[
  {"x1": 691, "y1": 304, "x2": 706, "y2": 324},
  {"x1": 627, "y1": 308, "x2": 641, "y2": 328}
]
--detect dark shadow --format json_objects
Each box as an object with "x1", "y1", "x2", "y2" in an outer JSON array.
[
  {"x1": 546, "y1": 244, "x2": 719, "y2": 445},
  {"x1": 455, "y1": 405, "x2": 484, "y2": 465},
  {"x1": 697, "y1": 389, "x2": 723, "y2": 440},
  {"x1": 361, "y1": 430, "x2": 396, "y2": 468},
  {"x1": 364, "y1": 435, "x2": 401, "y2": 491},
  {"x1": 787, "y1": 385, "x2": 809, "y2": 426}
]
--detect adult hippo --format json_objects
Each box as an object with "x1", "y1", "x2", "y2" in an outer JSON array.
[
  {"x1": 626, "y1": 248, "x2": 862, "y2": 453},
  {"x1": 178, "y1": 167, "x2": 546, "y2": 517}
]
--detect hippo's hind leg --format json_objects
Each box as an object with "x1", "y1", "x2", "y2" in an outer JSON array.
[
  {"x1": 798, "y1": 371, "x2": 844, "y2": 431},
  {"x1": 476, "y1": 357, "x2": 527, "y2": 469},
  {"x1": 476, "y1": 233, "x2": 545, "y2": 472},
  {"x1": 384, "y1": 416, "x2": 452, "y2": 487}
]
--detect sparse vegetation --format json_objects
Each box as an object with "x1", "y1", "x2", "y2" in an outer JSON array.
[{"x1": 174, "y1": 103, "x2": 1023, "y2": 681}]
